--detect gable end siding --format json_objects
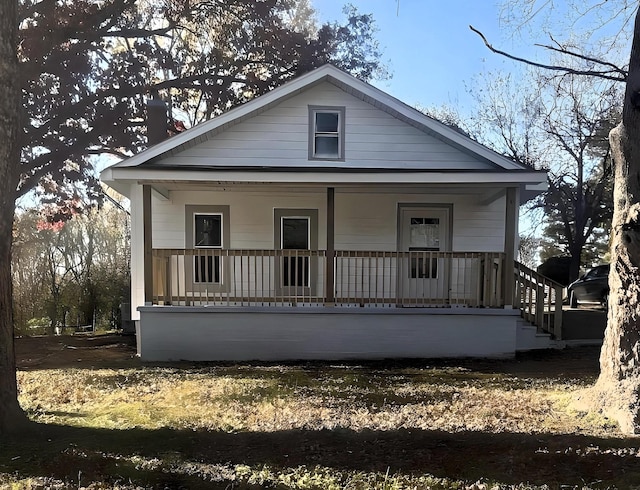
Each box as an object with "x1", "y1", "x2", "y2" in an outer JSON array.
[{"x1": 152, "y1": 82, "x2": 495, "y2": 171}]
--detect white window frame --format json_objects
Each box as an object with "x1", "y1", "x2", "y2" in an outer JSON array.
[{"x1": 308, "y1": 106, "x2": 345, "y2": 161}]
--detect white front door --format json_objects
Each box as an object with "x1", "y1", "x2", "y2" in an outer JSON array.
[{"x1": 399, "y1": 207, "x2": 450, "y2": 304}]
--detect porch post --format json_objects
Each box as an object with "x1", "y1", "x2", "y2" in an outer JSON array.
[
  {"x1": 502, "y1": 186, "x2": 517, "y2": 308},
  {"x1": 143, "y1": 184, "x2": 153, "y2": 304},
  {"x1": 325, "y1": 187, "x2": 335, "y2": 305}
]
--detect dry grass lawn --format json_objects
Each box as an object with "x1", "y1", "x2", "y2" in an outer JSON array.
[{"x1": 2, "y1": 335, "x2": 639, "y2": 489}]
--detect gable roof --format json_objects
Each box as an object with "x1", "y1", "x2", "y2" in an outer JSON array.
[{"x1": 108, "y1": 64, "x2": 537, "y2": 173}]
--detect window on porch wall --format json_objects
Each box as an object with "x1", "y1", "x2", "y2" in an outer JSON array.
[{"x1": 194, "y1": 213, "x2": 222, "y2": 284}]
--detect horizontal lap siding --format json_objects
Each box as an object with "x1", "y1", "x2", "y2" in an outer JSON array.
[
  {"x1": 159, "y1": 82, "x2": 493, "y2": 170},
  {"x1": 453, "y1": 196, "x2": 506, "y2": 251},
  {"x1": 334, "y1": 192, "x2": 506, "y2": 252},
  {"x1": 148, "y1": 189, "x2": 505, "y2": 253},
  {"x1": 151, "y1": 190, "x2": 327, "y2": 249}
]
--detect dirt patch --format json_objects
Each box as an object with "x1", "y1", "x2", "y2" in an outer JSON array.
[
  {"x1": 15, "y1": 333, "x2": 602, "y2": 378},
  {"x1": 15, "y1": 334, "x2": 138, "y2": 370}
]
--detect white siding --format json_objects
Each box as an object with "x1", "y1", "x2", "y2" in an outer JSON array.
[
  {"x1": 151, "y1": 189, "x2": 327, "y2": 249},
  {"x1": 156, "y1": 82, "x2": 493, "y2": 171},
  {"x1": 334, "y1": 191, "x2": 505, "y2": 251}
]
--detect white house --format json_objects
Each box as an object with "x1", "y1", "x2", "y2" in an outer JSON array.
[{"x1": 101, "y1": 64, "x2": 560, "y2": 361}]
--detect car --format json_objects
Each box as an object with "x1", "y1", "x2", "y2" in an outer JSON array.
[{"x1": 567, "y1": 264, "x2": 610, "y2": 309}]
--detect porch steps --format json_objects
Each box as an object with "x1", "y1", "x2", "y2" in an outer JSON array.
[{"x1": 515, "y1": 319, "x2": 564, "y2": 352}]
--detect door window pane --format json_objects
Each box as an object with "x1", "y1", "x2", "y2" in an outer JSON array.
[
  {"x1": 282, "y1": 218, "x2": 309, "y2": 249},
  {"x1": 194, "y1": 214, "x2": 222, "y2": 283},
  {"x1": 409, "y1": 217, "x2": 440, "y2": 279},
  {"x1": 194, "y1": 214, "x2": 222, "y2": 247},
  {"x1": 409, "y1": 217, "x2": 440, "y2": 249},
  {"x1": 194, "y1": 255, "x2": 221, "y2": 283},
  {"x1": 282, "y1": 217, "x2": 309, "y2": 287},
  {"x1": 283, "y1": 256, "x2": 309, "y2": 287}
]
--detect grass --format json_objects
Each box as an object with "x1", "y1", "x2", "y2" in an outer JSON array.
[{"x1": 2, "y1": 350, "x2": 640, "y2": 489}]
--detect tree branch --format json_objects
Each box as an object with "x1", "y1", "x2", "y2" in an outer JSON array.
[{"x1": 469, "y1": 25, "x2": 628, "y2": 82}]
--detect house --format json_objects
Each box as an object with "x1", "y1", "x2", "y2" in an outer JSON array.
[{"x1": 100, "y1": 64, "x2": 560, "y2": 361}]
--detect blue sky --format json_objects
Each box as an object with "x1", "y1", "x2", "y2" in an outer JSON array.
[{"x1": 315, "y1": 1, "x2": 529, "y2": 113}]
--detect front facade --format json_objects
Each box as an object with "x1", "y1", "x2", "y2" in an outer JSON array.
[{"x1": 101, "y1": 65, "x2": 552, "y2": 361}]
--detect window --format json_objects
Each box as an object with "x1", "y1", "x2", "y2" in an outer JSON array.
[
  {"x1": 309, "y1": 106, "x2": 345, "y2": 160},
  {"x1": 185, "y1": 205, "x2": 229, "y2": 289},
  {"x1": 409, "y1": 217, "x2": 440, "y2": 279},
  {"x1": 194, "y1": 214, "x2": 222, "y2": 248},
  {"x1": 193, "y1": 214, "x2": 222, "y2": 283}
]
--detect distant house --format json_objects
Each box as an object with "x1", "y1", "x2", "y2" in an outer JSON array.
[{"x1": 101, "y1": 64, "x2": 559, "y2": 361}]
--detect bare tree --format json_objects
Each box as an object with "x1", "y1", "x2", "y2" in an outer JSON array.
[{"x1": 473, "y1": 3, "x2": 640, "y2": 433}]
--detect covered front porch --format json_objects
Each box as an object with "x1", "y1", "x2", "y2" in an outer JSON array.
[{"x1": 133, "y1": 184, "x2": 563, "y2": 361}]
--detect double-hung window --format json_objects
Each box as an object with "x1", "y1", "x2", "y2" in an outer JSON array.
[{"x1": 309, "y1": 106, "x2": 345, "y2": 160}]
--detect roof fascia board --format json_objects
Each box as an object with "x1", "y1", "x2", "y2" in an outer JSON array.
[{"x1": 106, "y1": 167, "x2": 547, "y2": 185}]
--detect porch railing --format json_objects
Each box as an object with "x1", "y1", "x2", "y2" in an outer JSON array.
[
  {"x1": 513, "y1": 261, "x2": 564, "y2": 339},
  {"x1": 151, "y1": 249, "x2": 506, "y2": 308}
]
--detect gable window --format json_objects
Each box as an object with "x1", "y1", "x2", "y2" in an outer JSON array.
[{"x1": 309, "y1": 106, "x2": 345, "y2": 160}]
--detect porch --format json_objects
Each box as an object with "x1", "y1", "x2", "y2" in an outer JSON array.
[
  {"x1": 139, "y1": 249, "x2": 532, "y2": 361},
  {"x1": 151, "y1": 249, "x2": 506, "y2": 308}
]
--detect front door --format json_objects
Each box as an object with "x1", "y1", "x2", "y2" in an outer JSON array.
[
  {"x1": 274, "y1": 209, "x2": 318, "y2": 298},
  {"x1": 399, "y1": 207, "x2": 451, "y2": 304},
  {"x1": 281, "y1": 216, "x2": 310, "y2": 290}
]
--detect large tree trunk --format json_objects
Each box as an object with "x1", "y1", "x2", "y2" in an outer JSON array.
[
  {"x1": 593, "y1": 8, "x2": 640, "y2": 434},
  {"x1": 0, "y1": 0, "x2": 27, "y2": 433}
]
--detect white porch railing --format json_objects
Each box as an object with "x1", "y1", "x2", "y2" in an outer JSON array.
[
  {"x1": 514, "y1": 262, "x2": 564, "y2": 339},
  {"x1": 151, "y1": 249, "x2": 506, "y2": 308}
]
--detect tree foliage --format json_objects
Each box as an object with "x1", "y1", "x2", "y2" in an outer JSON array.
[
  {"x1": 12, "y1": 200, "x2": 130, "y2": 334},
  {"x1": 18, "y1": 0, "x2": 387, "y2": 212}
]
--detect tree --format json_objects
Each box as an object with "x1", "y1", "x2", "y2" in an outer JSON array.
[
  {"x1": 18, "y1": 0, "x2": 387, "y2": 210},
  {"x1": 0, "y1": 0, "x2": 28, "y2": 432},
  {"x1": 474, "y1": 2, "x2": 640, "y2": 433},
  {"x1": 1, "y1": 0, "x2": 387, "y2": 434},
  {"x1": 12, "y1": 201, "x2": 131, "y2": 333},
  {"x1": 448, "y1": 70, "x2": 615, "y2": 278},
  {"x1": 534, "y1": 75, "x2": 618, "y2": 280}
]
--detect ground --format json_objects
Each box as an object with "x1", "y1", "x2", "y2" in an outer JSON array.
[
  {"x1": 15, "y1": 333, "x2": 138, "y2": 370},
  {"x1": 5, "y1": 335, "x2": 640, "y2": 489},
  {"x1": 15, "y1": 333, "x2": 600, "y2": 376}
]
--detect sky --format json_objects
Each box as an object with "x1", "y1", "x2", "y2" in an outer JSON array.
[{"x1": 314, "y1": 0, "x2": 531, "y2": 114}]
